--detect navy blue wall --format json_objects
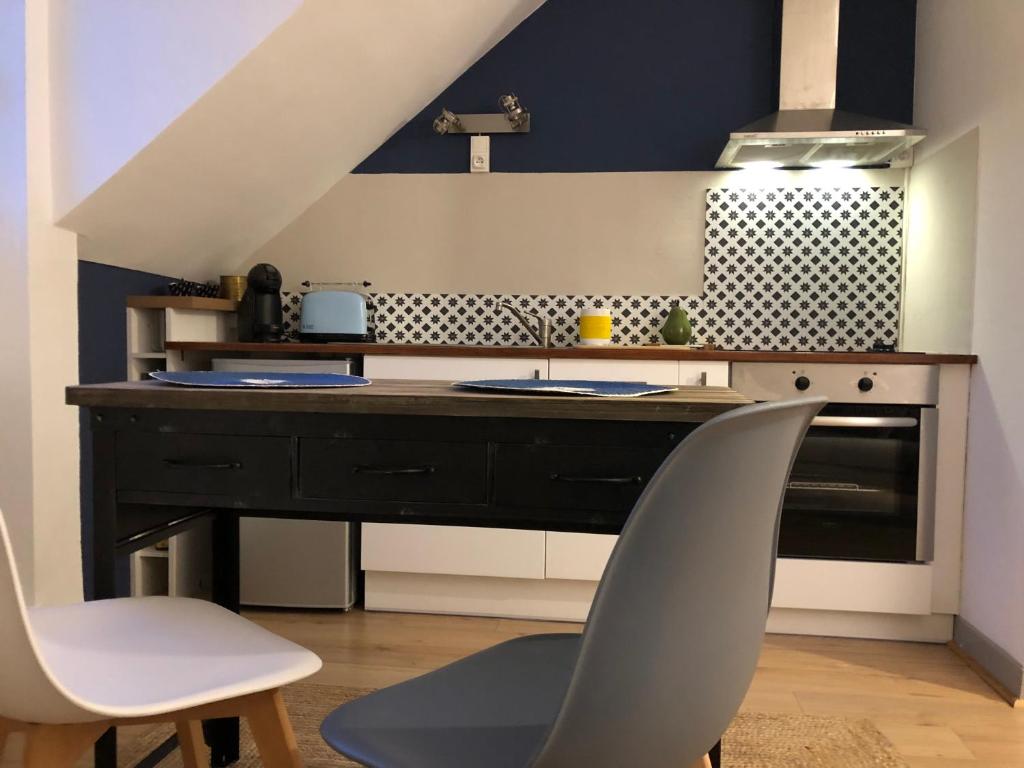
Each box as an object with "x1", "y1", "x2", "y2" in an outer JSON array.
[
  {"x1": 78, "y1": 260, "x2": 170, "y2": 598},
  {"x1": 837, "y1": 0, "x2": 917, "y2": 126},
  {"x1": 356, "y1": 0, "x2": 915, "y2": 174}
]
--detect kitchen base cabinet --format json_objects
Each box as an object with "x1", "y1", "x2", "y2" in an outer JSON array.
[
  {"x1": 357, "y1": 353, "x2": 964, "y2": 641},
  {"x1": 361, "y1": 355, "x2": 553, "y2": 613},
  {"x1": 363, "y1": 354, "x2": 548, "y2": 381},
  {"x1": 362, "y1": 524, "x2": 546, "y2": 580},
  {"x1": 545, "y1": 532, "x2": 617, "y2": 581},
  {"x1": 547, "y1": 358, "x2": 729, "y2": 387}
]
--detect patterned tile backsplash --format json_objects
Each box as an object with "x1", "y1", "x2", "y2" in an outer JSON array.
[{"x1": 283, "y1": 186, "x2": 904, "y2": 351}]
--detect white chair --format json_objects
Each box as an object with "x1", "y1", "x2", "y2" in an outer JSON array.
[{"x1": 0, "y1": 509, "x2": 322, "y2": 767}]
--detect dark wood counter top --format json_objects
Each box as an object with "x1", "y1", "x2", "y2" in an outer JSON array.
[
  {"x1": 163, "y1": 341, "x2": 977, "y2": 366},
  {"x1": 67, "y1": 380, "x2": 752, "y2": 422}
]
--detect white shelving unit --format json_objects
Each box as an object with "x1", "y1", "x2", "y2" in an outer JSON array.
[{"x1": 125, "y1": 296, "x2": 237, "y2": 598}]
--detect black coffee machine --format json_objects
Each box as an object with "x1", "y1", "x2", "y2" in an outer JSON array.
[{"x1": 238, "y1": 263, "x2": 283, "y2": 342}]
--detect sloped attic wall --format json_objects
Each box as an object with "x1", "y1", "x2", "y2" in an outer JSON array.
[
  {"x1": 60, "y1": 0, "x2": 546, "y2": 278},
  {"x1": 50, "y1": 0, "x2": 303, "y2": 219}
]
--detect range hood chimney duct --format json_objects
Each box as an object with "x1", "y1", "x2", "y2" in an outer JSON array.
[{"x1": 717, "y1": 0, "x2": 924, "y2": 170}]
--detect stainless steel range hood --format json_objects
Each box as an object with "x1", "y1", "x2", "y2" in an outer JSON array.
[{"x1": 717, "y1": 0, "x2": 925, "y2": 169}]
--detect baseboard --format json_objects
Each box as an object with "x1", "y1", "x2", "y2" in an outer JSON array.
[
  {"x1": 951, "y1": 617, "x2": 1024, "y2": 707},
  {"x1": 767, "y1": 608, "x2": 953, "y2": 642},
  {"x1": 364, "y1": 571, "x2": 595, "y2": 622}
]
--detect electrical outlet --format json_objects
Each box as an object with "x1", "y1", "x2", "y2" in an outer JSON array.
[{"x1": 470, "y1": 135, "x2": 490, "y2": 173}]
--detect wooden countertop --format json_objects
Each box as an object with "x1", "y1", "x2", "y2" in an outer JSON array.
[
  {"x1": 163, "y1": 341, "x2": 977, "y2": 365},
  {"x1": 66, "y1": 380, "x2": 751, "y2": 422}
]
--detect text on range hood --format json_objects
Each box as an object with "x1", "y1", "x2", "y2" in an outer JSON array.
[{"x1": 717, "y1": 0, "x2": 925, "y2": 170}]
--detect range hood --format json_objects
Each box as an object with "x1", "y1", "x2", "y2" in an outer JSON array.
[{"x1": 717, "y1": 0, "x2": 925, "y2": 169}]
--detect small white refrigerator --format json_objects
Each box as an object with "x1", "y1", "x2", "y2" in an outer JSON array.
[{"x1": 212, "y1": 357, "x2": 357, "y2": 609}]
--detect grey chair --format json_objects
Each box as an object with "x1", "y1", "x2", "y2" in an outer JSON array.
[{"x1": 321, "y1": 397, "x2": 826, "y2": 768}]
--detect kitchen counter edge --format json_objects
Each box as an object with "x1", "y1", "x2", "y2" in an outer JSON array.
[{"x1": 163, "y1": 341, "x2": 977, "y2": 366}]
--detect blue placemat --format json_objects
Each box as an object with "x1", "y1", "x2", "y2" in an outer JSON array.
[
  {"x1": 455, "y1": 379, "x2": 677, "y2": 398},
  {"x1": 150, "y1": 371, "x2": 371, "y2": 388}
]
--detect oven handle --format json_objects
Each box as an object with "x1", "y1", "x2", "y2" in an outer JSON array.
[{"x1": 811, "y1": 416, "x2": 918, "y2": 429}]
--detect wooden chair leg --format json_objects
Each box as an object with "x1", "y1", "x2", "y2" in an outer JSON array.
[
  {"x1": 0, "y1": 717, "x2": 15, "y2": 755},
  {"x1": 176, "y1": 719, "x2": 208, "y2": 768},
  {"x1": 246, "y1": 689, "x2": 303, "y2": 768},
  {"x1": 687, "y1": 755, "x2": 713, "y2": 768},
  {"x1": 23, "y1": 722, "x2": 108, "y2": 768}
]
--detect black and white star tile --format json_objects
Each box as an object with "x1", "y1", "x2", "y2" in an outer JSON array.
[{"x1": 282, "y1": 186, "x2": 903, "y2": 352}]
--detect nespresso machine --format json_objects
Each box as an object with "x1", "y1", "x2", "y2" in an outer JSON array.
[{"x1": 237, "y1": 263, "x2": 283, "y2": 342}]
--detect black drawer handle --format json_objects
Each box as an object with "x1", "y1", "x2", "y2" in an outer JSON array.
[
  {"x1": 549, "y1": 473, "x2": 643, "y2": 485},
  {"x1": 162, "y1": 459, "x2": 242, "y2": 470},
  {"x1": 352, "y1": 465, "x2": 437, "y2": 476}
]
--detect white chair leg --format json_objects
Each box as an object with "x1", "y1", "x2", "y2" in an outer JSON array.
[{"x1": 0, "y1": 717, "x2": 14, "y2": 755}]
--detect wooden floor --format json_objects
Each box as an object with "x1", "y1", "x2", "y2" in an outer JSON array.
[{"x1": 3, "y1": 608, "x2": 1022, "y2": 767}]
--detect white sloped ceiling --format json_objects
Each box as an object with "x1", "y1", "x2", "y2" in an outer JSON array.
[{"x1": 59, "y1": 0, "x2": 546, "y2": 278}]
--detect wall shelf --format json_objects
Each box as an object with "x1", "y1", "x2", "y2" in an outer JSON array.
[{"x1": 126, "y1": 295, "x2": 239, "y2": 312}]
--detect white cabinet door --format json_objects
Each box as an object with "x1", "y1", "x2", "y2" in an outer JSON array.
[
  {"x1": 364, "y1": 355, "x2": 548, "y2": 381},
  {"x1": 679, "y1": 361, "x2": 730, "y2": 386},
  {"x1": 361, "y1": 355, "x2": 549, "y2": 588},
  {"x1": 363, "y1": 523, "x2": 546, "y2": 579},
  {"x1": 545, "y1": 531, "x2": 617, "y2": 581},
  {"x1": 548, "y1": 359, "x2": 679, "y2": 385}
]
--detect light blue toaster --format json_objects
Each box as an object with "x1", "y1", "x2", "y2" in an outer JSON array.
[{"x1": 299, "y1": 290, "x2": 371, "y2": 342}]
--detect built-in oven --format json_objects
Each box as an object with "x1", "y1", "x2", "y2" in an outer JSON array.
[
  {"x1": 732, "y1": 362, "x2": 939, "y2": 564},
  {"x1": 778, "y1": 403, "x2": 936, "y2": 562}
]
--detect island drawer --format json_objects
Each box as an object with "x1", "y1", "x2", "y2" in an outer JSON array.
[
  {"x1": 493, "y1": 444, "x2": 669, "y2": 512},
  {"x1": 116, "y1": 433, "x2": 291, "y2": 498},
  {"x1": 299, "y1": 438, "x2": 487, "y2": 503}
]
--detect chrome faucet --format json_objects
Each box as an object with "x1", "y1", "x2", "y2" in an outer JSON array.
[{"x1": 501, "y1": 302, "x2": 552, "y2": 348}]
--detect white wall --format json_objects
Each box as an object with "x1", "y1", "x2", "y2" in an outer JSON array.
[
  {"x1": 902, "y1": 128, "x2": 978, "y2": 353},
  {"x1": 0, "y1": 1, "x2": 82, "y2": 605},
  {"x1": 250, "y1": 167, "x2": 904, "y2": 295},
  {"x1": 0, "y1": 0, "x2": 36, "y2": 598},
  {"x1": 916, "y1": 0, "x2": 1024, "y2": 664},
  {"x1": 61, "y1": 0, "x2": 547, "y2": 279},
  {"x1": 49, "y1": 0, "x2": 302, "y2": 218},
  {"x1": 27, "y1": 0, "x2": 83, "y2": 606}
]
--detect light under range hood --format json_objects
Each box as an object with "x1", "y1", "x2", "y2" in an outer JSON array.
[{"x1": 717, "y1": 0, "x2": 925, "y2": 170}]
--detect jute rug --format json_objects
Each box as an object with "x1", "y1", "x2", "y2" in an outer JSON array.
[{"x1": 115, "y1": 682, "x2": 908, "y2": 767}]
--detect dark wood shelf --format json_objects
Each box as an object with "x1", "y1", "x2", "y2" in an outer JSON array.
[
  {"x1": 126, "y1": 296, "x2": 239, "y2": 312},
  {"x1": 162, "y1": 341, "x2": 977, "y2": 365}
]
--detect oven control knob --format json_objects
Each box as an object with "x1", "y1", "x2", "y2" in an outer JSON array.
[
  {"x1": 857, "y1": 376, "x2": 874, "y2": 392},
  {"x1": 794, "y1": 375, "x2": 811, "y2": 391}
]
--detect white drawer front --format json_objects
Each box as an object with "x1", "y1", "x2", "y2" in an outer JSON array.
[
  {"x1": 679, "y1": 361, "x2": 729, "y2": 386},
  {"x1": 548, "y1": 359, "x2": 679, "y2": 386},
  {"x1": 545, "y1": 531, "x2": 618, "y2": 581},
  {"x1": 364, "y1": 355, "x2": 548, "y2": 381},
  {"x1": 362, "y1": 523, "x2": 546, "y2": 579}
]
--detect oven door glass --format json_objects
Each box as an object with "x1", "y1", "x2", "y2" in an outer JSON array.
[{"x1": 778, "y1": 404, "x2": 923, "y2": 562}]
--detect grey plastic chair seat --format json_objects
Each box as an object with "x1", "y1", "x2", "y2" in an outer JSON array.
[
  {"x1": 322, "y1": 398, "x2": 826, "y2": 768},
  {"x1": 322, "y1": 633, "x2": 579, "y2": 767}
]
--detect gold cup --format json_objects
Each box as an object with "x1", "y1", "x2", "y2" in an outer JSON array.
[{"x1": 220, "y1": 275, "x2": 247, "y2": 301}]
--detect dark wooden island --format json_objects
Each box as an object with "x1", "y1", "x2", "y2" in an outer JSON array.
[{"x1": 67, "y1": 379, "x2": 752, "y2": 768}]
